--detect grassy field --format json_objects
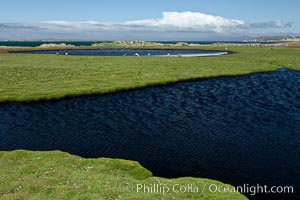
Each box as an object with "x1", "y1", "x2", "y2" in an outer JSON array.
[
  {"x1": 0, "y1": 46, "x2": 299, "y2": 102},
  {"x1": 0, "y1": 150, "x2": 247, "y2": 200}
]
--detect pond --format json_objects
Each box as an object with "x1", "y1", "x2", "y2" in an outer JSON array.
[
  {"x1": 0, "y1": 68, "x2": 299, "y2": 199},
  {"x1": 19, "y1": 49, "x2": 228, "y2": 57}
]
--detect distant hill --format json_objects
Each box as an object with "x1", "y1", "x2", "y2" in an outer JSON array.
[{"x1": 254, "y1": 36, "x2": 300, "y2": 42}]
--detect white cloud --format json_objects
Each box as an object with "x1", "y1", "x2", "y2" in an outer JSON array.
[
  {"x1": 0, "y1": 11, "x2": 294, "y2": 40},
  {"x1": 125, "y1": 11, "x2": 245, "y2": 33},
  {"x1": 247, "y1": 20, "x2": 293, "y2": 29}
]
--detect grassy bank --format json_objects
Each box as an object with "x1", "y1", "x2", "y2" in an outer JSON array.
[
  {"x1": 0, "y1": 46, "x2": 299, "y2": 102},
  {"x1": 0, "y1": 150, "x2": 247, "y2": 200}
]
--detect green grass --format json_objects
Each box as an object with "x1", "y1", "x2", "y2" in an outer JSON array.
[
  {"x1": 0, "y1": 150, "x2": 247, "y2": 200},
  {"x1": 0, "y1": 46, "x2": 299, "y2": 102},
  {"x1": 287, "y1": 41, "x2": 300, "y2": 46}
]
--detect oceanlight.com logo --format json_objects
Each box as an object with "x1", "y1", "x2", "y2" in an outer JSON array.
[
  {"x1": 131, "y1": 182, "x2": 294, "y2": 196},
  {"x1": 207, "y1": 183, "x2": 294, "y2": 196}
]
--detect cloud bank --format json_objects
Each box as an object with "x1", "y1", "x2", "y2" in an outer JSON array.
[{"x1": 0, "y1": 11, "x2": 294, "y2": 40}]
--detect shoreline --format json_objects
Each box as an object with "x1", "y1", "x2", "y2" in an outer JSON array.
[
  {"x1": 0, "y1": 150, "x2": 248, "y2": 199},
  {"x1": 0, "y1": 67, "x2": 287, "y2": 105},
  {"x1": 0, "y1": 45, "x2": 299, "y2": 103}
]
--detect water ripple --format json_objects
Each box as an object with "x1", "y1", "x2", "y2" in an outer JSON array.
[{"x1": 0, "y1": 68, "x2": 300, "y2": 199}]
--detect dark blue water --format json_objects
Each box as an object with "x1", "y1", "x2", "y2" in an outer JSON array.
[
  {"x1": 20, "y1": 49, "x2": 227, "y2": 57},
  {"x1": 0, "y1": 41, "x2": 279, "y2": 47},
  {"x1": 0, "y1": 68, "x2": 299, "y2": 199}
]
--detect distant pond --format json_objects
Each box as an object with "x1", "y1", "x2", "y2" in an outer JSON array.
[
  {"x1": 19, "y1": 49, "x2": 228, "y2": 57},
  {"x1": 0, "y1": 68, "x2": 300, "y2": 199}
]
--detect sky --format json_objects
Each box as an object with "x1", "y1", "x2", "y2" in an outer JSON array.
[{"x1": 0, "y1": 0, "x2": 299, "y2": 40}]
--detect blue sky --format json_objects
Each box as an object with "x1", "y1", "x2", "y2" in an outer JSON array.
[{"x1": 1, "y1": 0, "x2": 299, "y2": 40}]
